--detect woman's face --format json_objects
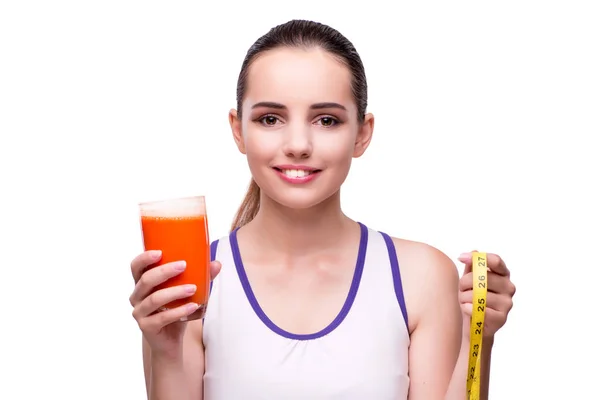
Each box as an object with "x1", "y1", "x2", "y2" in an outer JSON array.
[{"x1": 230, "y1": 46, "x2": 374, "y2": 210}]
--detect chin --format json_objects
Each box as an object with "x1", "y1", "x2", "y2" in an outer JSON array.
[
  {"x1": 260, "y1": 182, "x2": 342, "y2": 211},
  {"x1": 269, "y1": 191, "x2": 329, "y2": 210}
]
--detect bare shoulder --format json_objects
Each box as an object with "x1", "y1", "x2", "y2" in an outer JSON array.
[
  {"x1": 389, "y1": 236, "x2": 460, "y2": 333},
  {"x1": 389, "y1": 236, "x2": 459, "y2": 281}
]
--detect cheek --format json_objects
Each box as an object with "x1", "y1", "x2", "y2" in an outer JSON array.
[
  {"x1": 318, "y1": 133, "x2": 355, "y2": 165},
  {"x1": 244, "y1": 129, "x2": 278, "y2": 165}
]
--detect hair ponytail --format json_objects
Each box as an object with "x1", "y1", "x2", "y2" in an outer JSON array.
[{"x1": 230, "y1": 178, "x2": 261, "y2": 231}]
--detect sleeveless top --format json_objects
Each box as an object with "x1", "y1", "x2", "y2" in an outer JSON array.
[{"x1": 202, "y1": 222, "x2": 410, "y2": 399}]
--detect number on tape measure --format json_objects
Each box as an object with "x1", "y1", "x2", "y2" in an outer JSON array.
[{"x1": 467, "y1": 252, "x2": 488, "y2": 400}]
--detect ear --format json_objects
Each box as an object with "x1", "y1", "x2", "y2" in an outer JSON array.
[
  {"x1": 229, "y1": 108, "x2": 246, "y2": 154},
  {"x1": 353, "y1": 112, "x2": 374, "y2": 158}
]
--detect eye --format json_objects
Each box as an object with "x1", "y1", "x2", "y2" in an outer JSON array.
[
  {"x1": 316, "y1": 116, "x2": 339, "y2": 127},
  {"x1": 258, "y1": 115, "x2": 282, "y2": 126}
]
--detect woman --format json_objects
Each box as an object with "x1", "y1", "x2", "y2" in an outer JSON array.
[{"x1": 129, "y1": 19, "x2": 516, "y2": 400}]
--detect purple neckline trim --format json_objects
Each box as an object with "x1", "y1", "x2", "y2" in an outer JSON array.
[{"x1": 229, "y1": 221, "x2": 369, "y2": 341}]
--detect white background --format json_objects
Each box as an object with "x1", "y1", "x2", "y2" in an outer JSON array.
[{"x1": 1, "y1": 1, "x2": 598, "y2": 398}]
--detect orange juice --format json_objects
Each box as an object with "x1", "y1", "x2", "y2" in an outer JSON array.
[{"x1": 139, "y1": 196, "x2": 210, "y2": 321}]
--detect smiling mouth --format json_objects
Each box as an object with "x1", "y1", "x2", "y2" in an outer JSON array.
[{"x1": 272, "y1": 167, "x2": 322, "y2": 178}]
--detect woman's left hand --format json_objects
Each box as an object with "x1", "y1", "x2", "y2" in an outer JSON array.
[{"x1": 458, "y1": 251, "x2": 516, "y2": 339}]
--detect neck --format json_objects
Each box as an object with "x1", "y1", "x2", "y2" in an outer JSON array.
[{"x1": 244, "y1": 190, "x2": 355, "y2": 256}]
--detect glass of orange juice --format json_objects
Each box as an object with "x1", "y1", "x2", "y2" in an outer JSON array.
[{"x1": 139, "y1": 195, "x2": 210, "y2": 321}]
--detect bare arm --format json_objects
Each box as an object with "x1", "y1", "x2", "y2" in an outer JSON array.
[
  {"x1": 143, "y1": 337, "x2": 151, "y2": 396},
  {"x1": 142, "y1": 320, "x2": 205, "y2": 400},
  {"x1": 395, "y1": 239, "x2": 463, "y2": 400},
  {"x1": 391, "y1": 240, "x2": 513, "y2": 399},
  {"x1": 445, "y1": 334, "x2": 493, "y2": 400}
]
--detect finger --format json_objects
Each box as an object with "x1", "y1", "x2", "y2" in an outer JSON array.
[
  {"x1": 480, "y1": 272, "x2": 516, "y2": 297},
  {"x1": 459, "y1": 290, "x2": 514, "y2": 313},
  {"x1": 131, "y1": 250, "x2": 162, "y2": 282},
  {"x1": 457, "y1": 250, "x2": 479, "y2": 275},
  {"x1": 129, "y1": 260, "x2": 186, "y2": 307},
  {"x1": 137, "y1": 302, "x2": 200, "y2": 334},
  {"x1": 133, "y1": 284, "x2": 197, "y2": 319},
  {"x1": 459, "y1": 271, "x2": 515, "y2": 294},
  {"x1": 460, "y1": 302, "x2": 507, "y2": 320},
  {"x1": 485, "y1": 253, "x2": 510, "y2": 277},
  {"x1": 460, "y1": 304, "x2": 510, "y2": 335},
  {"x1": 210, "y1": 260, "x2": 222, "y2": 281},
  {"x1": 458, "y1": 251, "x2": 510, "y2": 277}
]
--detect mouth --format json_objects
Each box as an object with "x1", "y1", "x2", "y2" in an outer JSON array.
[{"x1": 272, "y1": 167, "x2": 322, "y2": 179}]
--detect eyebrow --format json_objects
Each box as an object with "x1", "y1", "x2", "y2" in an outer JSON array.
[{"x1": 251, "y1": 101, "x2": 347, "y2": 111}]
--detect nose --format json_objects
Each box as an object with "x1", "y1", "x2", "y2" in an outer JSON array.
[{"x1": 281, "y1": 124, "x2": 313, "y2": 159}]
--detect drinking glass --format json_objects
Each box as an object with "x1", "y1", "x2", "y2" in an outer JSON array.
[{"x1": 139, "y1": 195, "x2": 210, "y2": 321}]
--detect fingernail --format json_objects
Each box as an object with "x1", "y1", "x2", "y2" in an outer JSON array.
[
  {"x1": 186, "y1": 303, "x2": 199, "y2": 313},
  {"x1": 184, "y1": 284, "x2": 197, "y2": 294},
  {"x1": 174, "y1": 261, "x2": 186, "y2": 271},
  {"x1": 150, "y1": 250, "x2": 162, "y2": 259},
  {"x1": 459, "y1": 252, "x2": 472, "y2": 259}
]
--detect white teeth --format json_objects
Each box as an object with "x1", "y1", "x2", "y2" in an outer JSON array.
[{"x1": 282, "y1": 169, "x2": 311, "y2": 178}]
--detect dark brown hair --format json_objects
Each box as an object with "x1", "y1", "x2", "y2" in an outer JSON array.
[{"x1": 230, "y1": 19, "x2": 368, "y2": 231}]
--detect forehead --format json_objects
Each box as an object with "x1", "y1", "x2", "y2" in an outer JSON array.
[{"x1": 244, "y1": 47, "x2": 355, "y2": 112}]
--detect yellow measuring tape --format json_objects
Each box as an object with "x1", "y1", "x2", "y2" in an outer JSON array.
[{"x1": 467, "y1": 252, "x2": 488, "y2": 400}]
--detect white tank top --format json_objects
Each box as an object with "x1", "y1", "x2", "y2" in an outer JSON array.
[{"x1": 202, "y1": 222, "x2": 410, "y2": 399}]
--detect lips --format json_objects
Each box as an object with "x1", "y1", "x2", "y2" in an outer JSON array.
[{"x1": 272, "y1": 165, "x2": 322, "y2": 184}]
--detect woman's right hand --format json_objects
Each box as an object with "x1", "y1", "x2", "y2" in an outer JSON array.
[{"x1": 129, "y1": 250, "x2": 221, "y2": 357}]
